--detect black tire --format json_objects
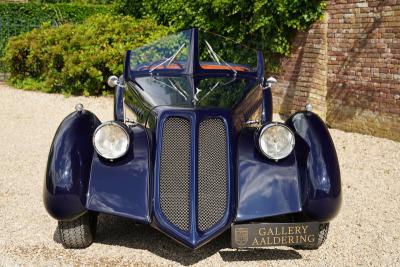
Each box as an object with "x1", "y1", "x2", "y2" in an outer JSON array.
[
  {"x1": 294, "y1": 223, "x2": 329, "y2": 250},
  {"x1": 58, "y1": 212, "x2": 97, "y2": 249}
]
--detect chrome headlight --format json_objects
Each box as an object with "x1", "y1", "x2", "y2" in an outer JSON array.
[
  {"x1": 93, "y1": 121, "x2": 130, "y2": 160},
  {"x1": 258, "y1": 123, "x2": 295, "y2": 160}
]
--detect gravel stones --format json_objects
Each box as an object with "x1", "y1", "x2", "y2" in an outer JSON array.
[{"x1": 0, "y1": 83, "x2": 399, "y2": 266}]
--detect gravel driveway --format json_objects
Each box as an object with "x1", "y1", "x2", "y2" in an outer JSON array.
[{"x1": 0, "y1": 83, "x2": 399, "y2": 266}]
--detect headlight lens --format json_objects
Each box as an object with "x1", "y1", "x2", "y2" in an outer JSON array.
[
  {"x1": 93, "y1": 122, "x2": 130, "y2": 159},
  {"x1": 258, "y1": 123, "x2": 295, "y2": 160}
]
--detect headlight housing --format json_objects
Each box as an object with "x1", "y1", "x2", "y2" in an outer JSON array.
[
  {"x1": 93, "y1": 121, "x2": 130, "y2": 160},
  {"x1": 258, "y1": 123, "x2": 295, "y2": 160}
]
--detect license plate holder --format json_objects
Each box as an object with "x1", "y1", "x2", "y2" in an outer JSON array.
[{"x1": 231, "y1": 222, "x2": 319, "y2": 248}]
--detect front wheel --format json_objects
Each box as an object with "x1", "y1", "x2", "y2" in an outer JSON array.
[
  {"x1": 58, "y1": 212, "x2": 97, "y2": 249},
  {"x1": 294, "y1": 223, "x2": 329, "y2": 250}
]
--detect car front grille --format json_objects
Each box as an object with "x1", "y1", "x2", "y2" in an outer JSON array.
[
  {"x1": 159, "y1": 116, "x2": 228, "y2": 232},
  {"x1": 198, "y1": 118, "x2": 228, "y2": 231},
  {"x1": 159, "y1": 117, "x2": 191, "y2": 231}
]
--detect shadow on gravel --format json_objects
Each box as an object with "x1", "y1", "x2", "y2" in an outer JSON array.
[
  {"x1": 219, "y1": 249, "x2": 302, "y2": 262},
  {"x1": 52, "y1": 214, "x2": 300, "y2": 265}
]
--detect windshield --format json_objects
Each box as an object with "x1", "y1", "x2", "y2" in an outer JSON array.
[
  {"x1": 129, "y1": 29, "x2": 258, "y2": 74},
  {"x1": 127, "y1": 29, "x2": 260, "y2": 109},
  {"x1": 198, "y1": 31, "x2": 257, "y2": 72},
  {"x1": 130, "y1": 30, "x2": 191, "y2": 72}
]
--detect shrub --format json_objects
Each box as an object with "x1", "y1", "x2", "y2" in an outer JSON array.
[
  {"x1": 30, "y1": 0, "x2": 114, "y2": 4},
  {"x1": 5, "y1": 15, "x2": 172, "y2": 95},
  {"x1": 0, "y1": 3, "x2": 109, "y2": 61},
  {"x1": 114, "y1": 0, "x2": 325, "y2": 71},
  {"x1": 0, "y1": 3, "x2": 109, "y2": 25}
]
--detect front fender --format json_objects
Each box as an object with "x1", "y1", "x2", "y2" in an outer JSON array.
[
  {"x1": 43, "y1": 110, "x2": 101, "y2": 221},
  {"x1": 236, "y1": 127, "x2": 302, "y2": 222},
  {"x1": 236, "y1": 112, "x2": 341, "y2": 223},
  {"x1": 286, "y1": 111, "x2": 342, "y2": 222},
  {"x1": 85, "y1": 124, "x2": 152, "y2": 224}
]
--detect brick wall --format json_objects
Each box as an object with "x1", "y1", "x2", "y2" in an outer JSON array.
[
  {"x1": 273, "y1": 0, "x2": 400, "y2": 141},
  {"x1": 274, "y1": 15, "x2": 329, "y2": 120}
]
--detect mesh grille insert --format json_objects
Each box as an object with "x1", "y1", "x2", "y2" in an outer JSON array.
[
  {"x1": 198, "y1": 118, "x2": 228, "y2": 231},
  {"x1": 159, "y1": 117, "x2": 191, "y2": 231}
]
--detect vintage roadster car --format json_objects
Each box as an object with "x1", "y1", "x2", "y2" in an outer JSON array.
[{"x1": 44, "y1": 29, "x2": 341, "y2": 250}]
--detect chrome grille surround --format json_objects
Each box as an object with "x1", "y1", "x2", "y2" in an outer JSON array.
[
  {"x1": 159, "y1": 117, "x2": 191, "y2": 231},
  {"x1": 198, "y1": 118, "x2": 228, "y2": 231}
]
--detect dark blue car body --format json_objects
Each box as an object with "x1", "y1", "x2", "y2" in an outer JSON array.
[{"x1": 44, "y1": 29, "x2": 341, "y2": 249}]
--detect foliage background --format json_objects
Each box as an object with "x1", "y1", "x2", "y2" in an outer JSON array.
[
  {"x1": 3, "y1": 0, "x2": 325, "y2": 95},
  {"x1": 115, "y1": 0, "x2": 326, "y2": 66},
  {"x1": 0, "y1": 3, "x2": 108, "y2": 25},
  {"x1": 30, "y1": 0, "x2": 113, "y2": 3},
  {"x1": 0, "y1": 3, "x2": 108, "y2": 72},
  {"x1": 5, "y1": 15, "x2": 171, "y2": 95}
]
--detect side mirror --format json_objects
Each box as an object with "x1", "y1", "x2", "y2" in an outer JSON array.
[
  {"x1": 107, "y1": 75, "x2": 119, "y2": 88},
  {"x1": 108, "y1": 75, "x2": 125, "y2": 122},
  {"x1": 261, "y1": 77, "x2": 276, "y2": 124},
  {"x1": 266, "y1": 76, "x2": 277, "y2": 88}
]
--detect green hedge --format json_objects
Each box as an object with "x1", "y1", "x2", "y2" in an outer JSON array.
[
  {"x1": 114, "y1": 0, "x2": 325, "y2": 71},
  {"x1": 0, "y1": 3, "x2": 109, "y2": 56},
  {"x1": 5, "y1": 15, "x2": 172, "y2": 95},
  {"x1": 0, "y1": 3, "x2": 109, "y2": 72},
  {"x1": 30, "y1": 0, "x2": 113, "y2": 4},
  {"x1": 3, "y1": 0, "x2": 325, "y2": 94},
  {"x1": 0, "y1": 3, "x2": 109, "y2": 25}
]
